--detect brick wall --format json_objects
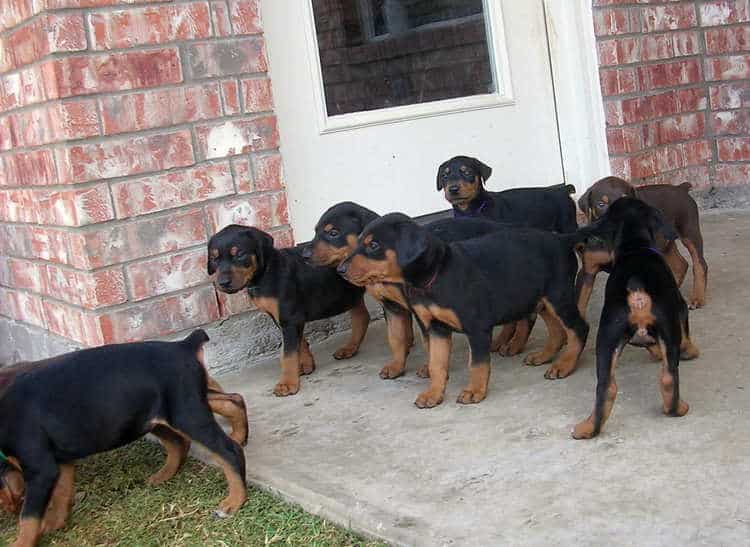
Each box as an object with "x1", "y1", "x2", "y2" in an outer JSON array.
[
  {"x1": 594, "y1": 0, "x2": 750, "y2": 191},
  {"x1": 0, "y1": 0, "x2": 292, "y2": 356}
]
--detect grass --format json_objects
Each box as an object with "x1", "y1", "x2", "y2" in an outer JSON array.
[{"x1": 0, "y1": 441, "x2": 385, "y2": 546}]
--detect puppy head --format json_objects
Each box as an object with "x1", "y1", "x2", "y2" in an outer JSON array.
[
  {"x1": 589, "y1": 197, "x2": 678, "y2": 249},
  {"x1": 305, "y1": 202, "x2": 380, "y2": 266},
  {"x1": 0, "y1": 459, "x2": 24, "y2": 515},
  {"x1": 436, "y1": 156, "x2": 492, "y2": 211},
  {"x1": 207, "y1": 225, "x2": 274, "y2": 293},
  {"x1": 337, "y1": 213, "x2": 437, "y2": 286},
  {"x1": 578, "y1": 176, "x2": 635, "y2": 222}
]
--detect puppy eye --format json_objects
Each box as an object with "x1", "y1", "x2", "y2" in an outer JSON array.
[
  {"x1": 368, "y1": 241, "x2": 380, "y2": 252},
  {"x1": 597, "y1": 201, "x2": 607, "y2": 208},
  {"x1": 328, "y1": 229, "x2": 339, "y2": 238},
  {"x1": 442, "y1": 174, "x2": 448, "y2": 180}
]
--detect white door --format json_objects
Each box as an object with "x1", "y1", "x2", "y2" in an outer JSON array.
[{"x1": 263, "y1": 0, "x2": 565, "y2": 238}]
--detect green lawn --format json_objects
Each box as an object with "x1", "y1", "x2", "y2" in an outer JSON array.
[{"x1": 0, "y1": 441, "x2": 384, "y2": 546}]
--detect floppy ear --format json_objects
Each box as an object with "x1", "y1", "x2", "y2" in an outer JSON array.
[
  {"x1": 577, "y1": 188, "x2": 593, "y2": 220},
  {"x1": 394, "y1": 223, "x2": 430, "y2": 272},
  {"x1": 472, "y1": 158, "x2": 492, "y2": 183},
  {"x1": 207, "y1": 236, "x2": 217, "y2": 275},
  {"x1": 254, "y1": 230, "x2": 275, "y2": 273},
  {"x1": 648, "y1": 206, "x2": 678, "y2": 241},
  {"x1": 436, "y1": 160, "x2": 449, "y2": 191}
]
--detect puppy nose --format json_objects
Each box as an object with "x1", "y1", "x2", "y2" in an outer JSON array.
[
  {"x1": 301, "y1": 245, "x2": 313, "y2": 259},
  {"x1": 219, "y1": 279, "x2": 233, "y2": 290},
  {"x1": 449, "y1": 184, "x2": 460, "y2": 194},
  {"x1": 337, "y1": 261, "x2": 348, "y2": 275}
]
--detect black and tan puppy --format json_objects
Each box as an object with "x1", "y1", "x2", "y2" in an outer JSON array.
[
  {"x1": 0, "y1": 330, "x2": 246, "y2": 547},
  {"x1": 208, "y1": 225, "x2": 369, "y2": 396},
  {"x1": 304, "y1": 202, "x2": 524, "y2": 380},
  {"x1": 338, "y1": 214, "x2": 590, "y2": 408},
  {"x1": 572, "y1": 198, "x2": 699, "y2": 440},
  {"x1": 577, "y1": 176, "x2": 707, "y2": 309}
]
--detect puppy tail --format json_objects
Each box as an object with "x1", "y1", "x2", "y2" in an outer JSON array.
[
  {"x1": 181, "y1": 329, "x2": 210, "y2": 351},
  {"x1": 678, "y1": 182, "x2": 692, "y2": 191},
  {"x1": 626, "y1": 277, "x2": 646, "y2": 294}
]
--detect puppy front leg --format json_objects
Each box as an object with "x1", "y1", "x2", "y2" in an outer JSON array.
[
  {"x1": 457, "y1": 332, "x2": 492, "y2": 404},
  {"x1": 274, "y1": 324, "x2": 303, "y2": 396},
  {"x1": 12, "y1": 456, "x2": 59, "y2": 547},
  {"x1": 334, "y1": 297, "x2": 370, "y2": 359},
  {"x1": 415, "y1": 326, "x2": 452, "y2": 408}
]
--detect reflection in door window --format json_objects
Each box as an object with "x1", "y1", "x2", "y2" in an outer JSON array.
[{"x1": 311, "y1": 0, "x2": 495, "y2": 117}]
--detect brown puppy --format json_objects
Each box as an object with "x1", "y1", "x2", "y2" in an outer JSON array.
[{"x1": 577, "y1": 176, "x2": 707, "y2": 310}]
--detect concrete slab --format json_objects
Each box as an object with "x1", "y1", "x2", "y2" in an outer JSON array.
[{"x1": 218, "y1": 209, "x2": 750, "y2": 546}]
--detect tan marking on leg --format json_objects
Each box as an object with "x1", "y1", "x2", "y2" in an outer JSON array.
[
  {"x1": 273, "y1": 351, "x2": 300, "y2": 396},
  {"x1": 542, "y1": 299, "x2": 584, "y2": 379},
  {"x1": 573, "y1": 350, "x2": 620, "y2": 439},
  {"x1": 415, "y1": 335, "x2": 451, "y2": 408},
  {"x1": 40, "y1": 464, "x2": 75, "y2": 533},
  {"x1": 206, "y1": 375, "x2": 224, "y2": 393},
  {"x1": 11, "y1": 516, "x2": 41, "y2": 547},
  {"x1": 148, "y1": 427, "x2": 190, "y2": 485},
  {"x1": 208, "y1": 393, "x2": 249, "y2": 446},
  {"x1": 646, "y1": 344, "x2": 663, "y2": 362},
  {"x1": 491, "y1": 323, "x2": 515, "y2": 352},
  {"x1": 298, "y1": 337, "x2": 316, "y2": 375},
  {"x1": 252, "y1": 296, "x2": 279, "y2": 322},
  {"x1": 380, "y1": 312, "x2": 412, "y2": 379},
  {"x1": 662, "y1": 242, "x2": 689, "y2": 288},
  {"x1": 659, "y1": 342, "x2": 689, "y2": 417},
  {"x1": 523, "y1": 308, "x2": 565, "y2": 366},
  {"x1": 415, "y1": 329, "x2": 430, "y2": 378},
  {"x1": 683, "y1": 239, "x2": 707, "y2": 309},
  {"x1": 679, "y1": 320, "x2": 700, "y2": 360},
  {"x1": 500, "y1": 319, "x2": 532, "y2": 356},
  {"x1": 334, "y1": 299, "x2": 370, "y2": 359},
  {"x1": 457, "y1": 360, "x2": 490, "y2": 404},
  {"x1": 191, "y1": 442, "x2": 247, "y2": 516}
]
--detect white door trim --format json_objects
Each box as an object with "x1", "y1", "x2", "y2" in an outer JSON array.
[
  {"x1": 300, "y1": 0, "x2": 516, "y2": 134},
  {"x1": 544, "y1": 0, "x2": 611, "y2": 193}
]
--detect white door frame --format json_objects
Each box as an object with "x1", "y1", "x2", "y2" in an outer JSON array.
[{"x1": 544, "y1": 0, "x2": 611, "y2": 192}]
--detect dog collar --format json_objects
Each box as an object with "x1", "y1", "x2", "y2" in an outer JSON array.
[
  {"x1": 0, "y1": 450, "x2": 7, "y2": 463},
  {"x1": 619, "y1": 246, "x2": 662, "y2": 258}
]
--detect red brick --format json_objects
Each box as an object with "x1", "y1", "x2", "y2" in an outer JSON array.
[
  {"x1": 0, "y1": 64, "x2": 50, "y2": 113},
  {"x1": 629, "y1": 140, "x2": 711, "y2": 178},
  {"x1": 229, "y1": 0, "x2": 261, "y2": 34},
  {"x1": 605, "y1": 99, "x2": 624, "y2": 126},
  {"x1": 47, "y1": 0, "x2": 162, "y2": 8},
  {"x1": 600, "y1": 67, "x2": 638, "y2": 96},
  {"x1": 98, "y1": 285, "x2": 220, "y2": 343},
  {"x1": 705, "y1": 26, "x2": 750, "y2": 55},
  {"x1": 0, "y1": 0, "x2": 39, "y2": 32},
  {"x1": 232, "y1": 156, "x2": 253, "y2": 193},
  {"x1": 48, "y1": 48, "x2": 183, "y2": 99},
  {"x1": 0, "y1": 287, "x2": 45, "y2": 328},
  {"x1": 42, "y1": 300, "x2": 103, "y2": 345},
  {"x1": 195, "y1": 115, "x2": 279, "y2": 159},
  {"x1": 111, "y1": 162, "x2": 234, "y2": 219},
  {"x1": 252, "y1": 153, "x2": 283, "y2": 191},
  {"x1": 641, "y1": 5, "x2": 697, "y2": 32},
  {"x1": 642, "y1": 113, "x2": 706, "y2": 147},
  {"x1": 56, "y1": 130, "x2": 195, "y2": 184},
  {"x1": 5, "y1": 257, "x2": 45, "y2": 293},
  {"x1": 242, "y1": 77, "x2": 274, "y2": 112},
  {"x1": 621, "y1": 88, "x2": 707, "y2": 125},
  {"x1": 216, "y1": 289, "x2": 255, "y2": 317},
  {"x1": 0, "y1": 184, "x2": 114, "y2": 226},
  {"x1": 83, "y1": 208, "x2": 207, "y2": 267},
  {"x1": 597, "y1": 37, "x2": 639, "y2": 67},
  {"x1": 205, "y1": 191, "x2": 287, "y2": 232},
  {"x1": 0, "y1": 149, "x2": 57, "y2": 187},
  {"x1": 717, "y1": 136, "x2": 750, "y2": 160},
  {"x1": 711, "y1": 109, "x2": 750, "y2": 134},
  {"x1": 639, "y1": 30, "x2": 700, "y2": 62},
  {"x1": 211, "y1": 1, "x2": 232, "y2": 37},
  {"x1": 637, "y1": 58, "x2": 702, "y2": 91},
  {"x1": 186, "y1": 37, "x2": 267, "y2": 78},
  {"x1": 29, "y1": 226, "x2": 89, "y2": 269},
  {"x1": 45, "y1": 265, "x2": 127, "y2": 309},
  {"x1": 99, "y1": 83, "x2": 222, "y2": 135},
  {"x1": 221, "y1": 79, "x2": 241, "y2": 114},
  {"x1": 3, "y1": 100, "x2": 99, "y2": 150},
  {"x1": 710, "y1": 82, "x2": 750, "y2": 109},
  {"x1": 699, "y1": 1, "x2": 750, "y2": 26},
  {"x1": 606, "y1": 126, "x2": 642, "y2": 155},
  {"x1": 636, "y1": 165, "x2": 711, "y2": 189},
  {"x1": 271, "y1": 226, "x2": 294, "y2": 248},
  {"x1": 715, "y1": 163, "x2": 750, "y2": 185},
  {"x1": 592, "y1": 8, "x2": 635, "y2": 36},
  {"x1": 0, "y1": 14, "x2": 86, "y2": 74},
  {"x1": 88, "y1": 3, "x2": 211, "y2": 50},
  {"x1": 0, "y1": 189, "x2": 36, "y2": 223},
  {"x1": 705, "y1": 55, "x2": 750, "y2": 81},
  {"x1": 126, "y1": 248, "x2": 207, "y2": 300}
]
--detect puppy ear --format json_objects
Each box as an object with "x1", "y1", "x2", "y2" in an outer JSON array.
[
  {"x1": 472, "y1": 158, "x2": 492, "y2": 183},
  {"x1": 254, "y1": 230, "x2": 275, "y2": 272},
  {"x1": 648, "y1": 206, "x2": 678, "y2": 241},
  {"x1": 436, "y1": 160, "x2": 449, "y2": 191},
  {"x1": 577, "y1": 188, "x2": 592, "y2": 220},
  {"x1": 395, "y1": 223, "x2": 430, "y2": 272},
  {"x1": 207, "y1": 236, "x2": 217, "y2": 275}
]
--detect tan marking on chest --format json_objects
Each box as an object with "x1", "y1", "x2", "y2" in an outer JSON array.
[
  {"x1": 252, "y1": 296, "x2": 279, "y2": 322},
  {"x1": 367, "y1": 283, "x2": 409, "y2": 308},
  {"x1": 412, "y1": 304, "x2": 462, "y2": 331}
]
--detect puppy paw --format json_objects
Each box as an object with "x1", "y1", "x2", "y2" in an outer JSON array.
[
  {"x1": 571, "y1": 419, "x2": 596, "y2": 440},
  {"x1": 273, "y1": 381, "x2": 300, "y2": 397},
  {"x1": 298, "y1": 360, "x2": 316, "y2": 375},
  {"x1": 333, "y1": 344, "x2": 358, "y2": 360},
  {"x1": 665, "y1": 400, "x2": 689, "y2": 417},
  {"x1": 544, "y1": 361, "x2": 576, "y2": 380},
  {"x1": 415, "y1": 364, "x2": 430, "y2": 378},
  {"x1": 523, "y1": 351, "x2": 551, "y2": 366},
  {"x1": 497, "y1": 341, "x2": 522, "y2": 357},
  {"x1": 456, "y1": 388, "x2": 486, "y2": 405},
  {"x1": 688, "y1": 297, "x2": 705, "y2": 310},
  {"x1": 414, "y1": 389, "x2": 444, "y2": 408},
  {"x1": 379, "y1": 361, "x2": 405, "y2": 379}
]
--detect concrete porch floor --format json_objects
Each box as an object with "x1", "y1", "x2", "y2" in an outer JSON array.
[{"x1": 218, "y1": 209, "x2": 750, "y2": 546}]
